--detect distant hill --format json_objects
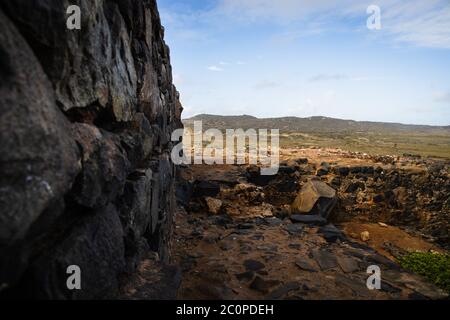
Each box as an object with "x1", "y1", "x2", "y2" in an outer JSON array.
[{"x1": 184, "y1": 114, "x2": 450, "y2": 135}]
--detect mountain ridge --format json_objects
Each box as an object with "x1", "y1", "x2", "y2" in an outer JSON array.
[{"x1": 184, "y1": 114, "x2": 450, "y2": 134}]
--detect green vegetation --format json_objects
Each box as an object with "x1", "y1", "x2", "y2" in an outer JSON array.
[
  {"x1": 397, "y1": 252, "x2": 450, "y2": 293},
  {"x1": 279, "y1": 131, "x2": 450, "y2": 159}
]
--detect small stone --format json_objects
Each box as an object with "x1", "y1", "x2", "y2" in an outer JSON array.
[
  {"x1": 285, "y1": 223, "x2": 304, "y2": 235},
  {"x1": 244, "y1": 259, "x2": 266, "y2": 271},
  {"x1": 378, "y1": 222, "x2": 388, "y2": 228},
  {"x1": 344, "y1": 181, "x2": 365, "y2": 193},
  {"x1": 264, "y1": 217, "x2": 283, "y2": 226},
  {"x1": 249, "y1": 276, "x2": 281, "y2": 294},
  {"x1": 316, "y1": 166, "x2": 329, "y2": 176},
  {"x1": 235, "y1": 271, "x2": 254, "y2": 282},
  {"x1": 265, "y1": 282, "x2": 301, "y2": 300},
  {"x1": 237, "y1": 223, "x2": 254, "y2": 230},
  {"x1": 295, "y1": 258, "x2": 320, "y2": 272},
  {"x1": 360, "y1": 231, "x2": 370, "y2": 242},
  {"x1": 205, "y1": 197, "x2": 222, "y2": 215},
  {"x1": 219, "y1": 241, "x2": 234, "y2": 251}
]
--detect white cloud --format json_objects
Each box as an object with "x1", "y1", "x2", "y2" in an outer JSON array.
[
  {"x1": 217, "y1": 0, "x2": 450, "y2": 49},
  {"x1": 207, "y1": 65, "x2": 224, "y2": 72}
]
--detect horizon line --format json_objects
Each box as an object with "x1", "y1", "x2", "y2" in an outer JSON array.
[{"x1": 182, "y1": 113, "x2": 450, "y2": 128}]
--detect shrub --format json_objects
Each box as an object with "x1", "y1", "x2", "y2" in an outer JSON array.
[{"x1": 398, "y1": 251, "x2": 450, "y2": 294}]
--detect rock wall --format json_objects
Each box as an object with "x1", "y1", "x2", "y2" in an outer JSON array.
[{"x1": 0, "y1": 0, "x2": 182, "y2": 299}]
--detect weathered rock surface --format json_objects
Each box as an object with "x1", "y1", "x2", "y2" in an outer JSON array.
[
  {"x1": 174, "y1": 163, "x2": 449, "y2": 300},
  {"x1": 0, "y1": 9, "x2": 80, "y2": 247},
  {"x1": 291, "y1": 180, "x2": 337, "y2": 218},
  {"x1": 0, "y1": 0, "x2": 182, "y2": 299}
]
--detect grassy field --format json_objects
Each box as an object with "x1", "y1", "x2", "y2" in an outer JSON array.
[
  {"x1": 280, "y1": 131, "x2": 450, "y2": 159},
  {"x1": 184, "y1": 115, "x2": 450, "y2": 159}
]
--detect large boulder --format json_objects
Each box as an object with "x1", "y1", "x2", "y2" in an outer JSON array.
[
  {"x1": 0, "y1": 10, "x2": 80, "y2": 246},
  {"x1": 70, "y1": 123, "x2": 130, "y2": 208},
  {"x1": 9, "y1": 204, "x2": 126, "y2": 299},
  {"x1": 291, "y1": 180, "x2": 337, "y2": 218}
]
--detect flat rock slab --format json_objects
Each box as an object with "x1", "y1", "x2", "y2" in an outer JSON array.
[
  {"x1": 336, "y1": 255, "x2": 360, "y2": 273},
  {"x1": 264, "y1": 217, "x2": 283, "y2": 226},
  {"x1": 249, "y1": 276, "x2": 281, "y2": 294},
  {"x1": 296, "y1": 257, "x2": 320, "y2": 272},
  {"x1": 265, "y1": 282, "x2": 301, "y2": 300},
  {"x1": 318, "y1": 224, "x2": 345, "y2": 243},
  {"x1": 334, "y1": 274, "x2": 373, "y2": 298},
  {"x1": 290, "y1": 214, "x2": 327, "y2": 225},
  {"x1": 285, "y1": 224, "x2": 305, "y2": 235},
  {"x1": 244, "y1": 259, "x2": 266, "y2": 271},
  {"x1": 312, "y1": 249, "x2": 338, "y2": 270}
]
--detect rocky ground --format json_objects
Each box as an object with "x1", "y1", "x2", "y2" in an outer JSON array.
[
  {"x1": 168, "y1": 149, "x2": 450, "y2": 299},
  {"x1": 123, "y1": 147, "x2": 449, "y2": 300}
]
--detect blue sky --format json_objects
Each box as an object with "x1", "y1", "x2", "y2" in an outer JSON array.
[{"x1": 158, "y1": 0, "x2": 450, "y2": 125}]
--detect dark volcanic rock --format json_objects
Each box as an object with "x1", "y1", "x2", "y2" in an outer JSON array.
[
  {"x1": 10, "y1": 205, "x2": 125, "y2": 299},
  {"x1": 344, "y1": 181, "x2": 366, "y2": 193},
  {"x1": 71, "y1": 123, "x2": 130, "y2": 208},
  {"x1": 312, "y1": 249, "x2": 338, "y2": 270},
  {"x1": 285, "y1": 224, "x2": 305, "y2": 235},
  {"x1": 333, "y1": 166, "x2": 350, "y2": 176},
  {"x1": 193, "y1": 180, "x2": 220, "y2": 197},
  {"x1": 336, "y1": 255, "x2": 360, "y2": 273},
  {"x1": 295, "y1": 258, "x2": 320, "y2": 272},
  {"x1": 0, "y1": 1, "x2": 182, "y2": 299},
  {"x1": 265, "y1": 282, "x2": 301, "y2": 300},
  {"x1": 290, "y1": 214, "x2": 327, "y2": 225},
  {"x1": 244, "y1": 259, "x2": 266, "y2": 271},
  {"x1": 249, "y1": 276, "x2": 281, "y2": 294},
  {"x1": 236, "y1": 271, "x2": 255, "y2": 282},
  {"x1": 246, "y1": 165, "x2": 276, "y2": 186},
  {"x1": 0, "y1": 10, "x2": 80, "y2": 247},
  {"x1": 318, "y1": 224, "x2": 346, "y2": 243},
  {"x1": 316, "y1": 166, "x2": 329, "y2": 176}
]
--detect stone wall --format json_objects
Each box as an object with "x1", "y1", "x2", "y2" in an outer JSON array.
[{"x1": 0, "y1": 0, "x2": 182, "y2": 299}]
